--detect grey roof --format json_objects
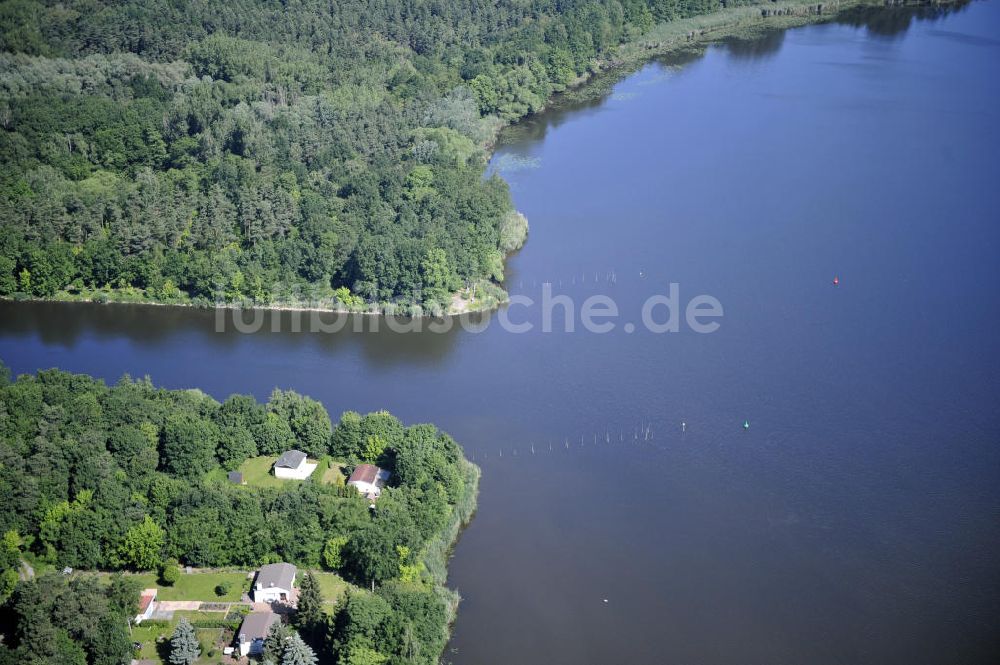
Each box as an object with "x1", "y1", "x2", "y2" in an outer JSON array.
[
  {"x1": 238, "y1": 611, "x2": 280, "y2": 643},
  {"x1": 228, "y1": 471, "x2": 243, "y2": 483},
  {"x1": 274, "y1": 450, "x2": 307, "y2": 468},
  {"x1": 256, "y1": 562, "x2": 296, "y2": 591}
]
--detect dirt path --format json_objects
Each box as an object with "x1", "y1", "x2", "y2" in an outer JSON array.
[{"x1": 18, "y1": 559, "x2": 33, "y2": 581}]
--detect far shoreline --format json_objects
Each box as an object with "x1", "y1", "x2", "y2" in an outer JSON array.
[
  {"x1": 2, "y1": 0, "x2": 954, "y2": 319},
  {"x1": 0, "y1": 289, "x2": 504, "y2": 319}
]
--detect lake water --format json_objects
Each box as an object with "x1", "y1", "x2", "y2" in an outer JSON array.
[{"x1": 3, "y1": 3, "x2": 1000, "y2": 663}]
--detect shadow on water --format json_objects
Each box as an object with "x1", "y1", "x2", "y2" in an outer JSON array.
[
  {"x1": 498, "y1": 1, "x2": 968, "y2": 151},
  {"x1": 497, "y1": 48, "x2": 708, "y2": 148},
  {"x1": 0, "y1": 300, "x2": 489, "y2": 369},
  {"x1": 720, "y1": 28, "x2": 786, "y2": 61},
  {"x1": 494, "y1": 90, "x2": 607, "y2": 147},
  {"x1": 836, "y1": 0, "x2": 971, "y2": 38}
]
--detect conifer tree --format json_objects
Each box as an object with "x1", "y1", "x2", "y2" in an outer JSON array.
[
  {"x1": 169, "y1": 617, "x2": 200, "y2": 665},
  {"x1": 263, "y1": 621, "x2": 291, "y2": 663},
  {"x1": 281, "y1": 633, "x2": 318, "y2": 665},
  {"x1": 295, "y1": 571, "x2": 324, "y2": 646}
]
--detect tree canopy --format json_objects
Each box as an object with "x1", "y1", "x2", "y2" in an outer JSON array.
[
  {"x1": 0, "y1": 572, "x2": 137, "y2": 665},
  {"x1": 0, "y1": 0, "x2": 740, "y2": 308},
  {"x1": 0, "y1": 360, "x2": 479, "y2": 664}
]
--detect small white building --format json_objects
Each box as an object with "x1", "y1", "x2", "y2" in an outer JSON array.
[
  {"x1": 253, "y1": 562, "x2": 297, "y2": 604},
  {"x1": 347, "y1": 464, "x2": 391, "y2": 500},
  {"x1": 273, "y1": 450, "x2": 317, "y2": 480},
  {"x1": 236, "y1": 611, "x2": 280, "y2": 657},
  {"x1": 134, "y1": 588, "x2": 157, "y2": 624}
]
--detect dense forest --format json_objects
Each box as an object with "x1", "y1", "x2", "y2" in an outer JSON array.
[
  {"x1": 0, "y1": 362, "x2": 479, "y2": 664},
  {"x1": 0, "y1": 0, "x2": 747, "y2": 310}
]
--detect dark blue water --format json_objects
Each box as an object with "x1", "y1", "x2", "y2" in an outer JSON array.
[{"x1": 2, "y1": 3, "x2": 999, "y2": 663}]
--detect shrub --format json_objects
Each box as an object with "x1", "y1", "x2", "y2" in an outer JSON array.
[
  {"x1": 224, "y1": 605, "x2": 251, "y2": 622},
  {"x1": 214, "y1": 582, "x2": 230, "y2": 597},
  {"x1": 499, "y1": 210, "x2": 529, "y2": 253},
  {"x1": 159, "y1": 558, "x2": 180, "y2": 585},
  {"x1": 188, "y1": 617, "x2": 233, "y2": 629}
]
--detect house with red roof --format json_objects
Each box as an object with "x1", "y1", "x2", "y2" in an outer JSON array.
[
  {"x1": 134, "y1": 588, "x2": 157, "y2": 624},
  {"x1": 347, "y1": 464, "x2": 390, "y2": 500}
]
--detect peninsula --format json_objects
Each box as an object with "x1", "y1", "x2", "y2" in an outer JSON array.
[{"x1": 0, "y1": 362, "x2": 479, "y2": 664}]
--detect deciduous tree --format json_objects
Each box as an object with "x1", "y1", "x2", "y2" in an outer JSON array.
[{"x1": 115, "y1": 515, "x2": 165, "y2": 570}]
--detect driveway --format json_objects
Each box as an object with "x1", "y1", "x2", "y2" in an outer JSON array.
[{"x1": 155, "y1": 600, "x2": 202, "y2": 611}]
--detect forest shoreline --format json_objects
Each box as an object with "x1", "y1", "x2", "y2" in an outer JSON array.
[
  {"x1": 2, "y1": 0, "x2": 953, "y2": 319},
  {"x1": 483, "y1": 0, "x2": 958, "y2": 150},
  {"x1": 0, "y1": 364, "x2": 482, "y2": 664},
  {"x1": 0, "y1": 286, "x2": 501, "y2": 318}
]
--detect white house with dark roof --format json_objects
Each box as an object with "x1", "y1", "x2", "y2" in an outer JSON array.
[
  {"x1": 236, "y1": 610, "x2": 280, "y2": 656},
  {"x1": 273, "y1": 450, "x2": 317, "y2": 479},
  {"x1": 347, "y1": 464, "x2": 390, "y2": 500},
  {"x1": 253, "y1": 562, "x2": 297, "y2": 603}
]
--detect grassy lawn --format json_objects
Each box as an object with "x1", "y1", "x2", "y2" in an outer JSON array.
[
  {"x1": 235, "y1": 454, "x2": 344, "y2": 488},
  {"x1": 131, "y1": 570, "x2": 251, "y2": 602},
  {"x1": 319, "y1": 457, "x2": 347, "y2": 486},
  {"x1": 123, "y1": 571, "x2": 353, "y2": 659},
  {"x1": 309, "y1": 570, "x2": 354, "y2": 610},
  {"x1": 133, "y1": 616, "x2": 224, "y2": 664},
  {"x1": 237, "y1": 455, "x2": 288, "y2": 488},
  {"x1": 132, "y1": 624, "x2": 167, "y2": 661}
]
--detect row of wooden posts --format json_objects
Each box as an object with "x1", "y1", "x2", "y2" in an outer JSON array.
[{"x1": 469, "y1": 421, "x2": 672, "y2": 462}]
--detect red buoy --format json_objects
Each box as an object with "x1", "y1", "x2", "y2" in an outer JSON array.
[{"x1": 833, "y1": 276, "x2": 840, "y2": 286}]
